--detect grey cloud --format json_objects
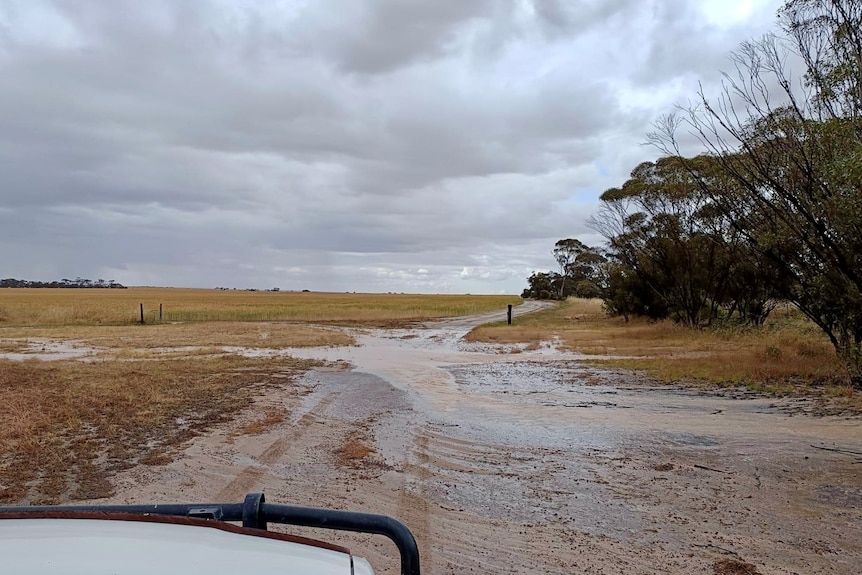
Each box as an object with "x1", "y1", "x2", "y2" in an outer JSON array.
[
  {"x1": 632, "y1": 1, "x2": 783, "y2": 86},
  {"x1": 0, "y1": 0, "x2": 784, "y2": 292},
  {"x1": 531, "y1": 0, "x2": 637, "y2": 37},
  {"x1": 345, "y1": 2, "x2": 477, "y2": 72},
  {"x1": 299, "y1": 0, "x2": 496, "y2": 74}
]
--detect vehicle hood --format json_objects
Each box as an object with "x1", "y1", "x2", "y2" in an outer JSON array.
[{"x1": 0, "y1": 516, "x2": 360, "y2": 574}]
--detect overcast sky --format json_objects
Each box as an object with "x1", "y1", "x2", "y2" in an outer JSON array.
[{"x1": 0, "y1": 0, "x2": 784, "y2": 293}]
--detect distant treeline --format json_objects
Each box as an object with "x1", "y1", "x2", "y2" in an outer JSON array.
[{"x1": 0, "y1": 278, "x2": 127, "y2": 289}]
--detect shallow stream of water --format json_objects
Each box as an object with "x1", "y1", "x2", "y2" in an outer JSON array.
[{"x1": 287, "y1": 317, "x2": 861, "y2": 572}]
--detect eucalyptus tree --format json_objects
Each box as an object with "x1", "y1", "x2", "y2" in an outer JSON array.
[{"x1": 654, "y1": 0, "x2": 862, "y2": 385}]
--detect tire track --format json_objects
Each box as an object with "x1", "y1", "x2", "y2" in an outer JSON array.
[
  {"x1": 397, "y1": 428, "x2": 542, "y2": 574},
  {"x1": 397, "y1": 429, "x2": 434, "y2": 571},
  {"x1": 216, "y1": 390, "x2": 338, "y2": 501},
  {"x1": 421, "y1": 299, "x2": 555, "y2": 329}
]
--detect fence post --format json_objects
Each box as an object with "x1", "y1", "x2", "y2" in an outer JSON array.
[
  {"x1": 159, "y1": 303, "x2": 163, "y2": 322},
  {"x1": 139, "y1": 303, "x2": 145, "y2": 324},
  {"x1": 507, "y1": 304, "x2": 513, "y2": 325}
]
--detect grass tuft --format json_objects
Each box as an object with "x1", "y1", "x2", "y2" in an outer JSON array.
[
  {"x1": 713, "y1": 559, "x2": 760, "y2": 575},
  {"x1": 334, "y1": 430, "x2": 387, "y2": 471},
  {"x1": 234, "y1": 407, "x2": 286, "y2": 436}
]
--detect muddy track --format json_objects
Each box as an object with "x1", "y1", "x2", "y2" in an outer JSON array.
[
  {"x1": 95, "y1": 319, "x2": 862, "y2": 574},
  {"x1": 420, "y1": 299, "x2": 555, "y2": 329},
  {"x1": 215, "y1": 389, "x2": 339, "y2": 501},
  {"x1": 397, "y1": 431, "x2": 433, "y2": 569}
]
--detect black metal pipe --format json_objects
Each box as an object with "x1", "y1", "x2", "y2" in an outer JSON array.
[{"x1": 260, "y1": 502, "x2": 420, "y2": 575}]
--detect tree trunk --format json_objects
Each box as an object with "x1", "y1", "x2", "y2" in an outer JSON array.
[{"x1": 837, "y1": 342, "x2": 862, "y2": 390}]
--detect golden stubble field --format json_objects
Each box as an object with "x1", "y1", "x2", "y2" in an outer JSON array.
[
  {"x1": 0, "y1": 288, "x2": 522, "y2": 326},
  {"x1": 0, "y1": 289, "x2": 520, "y2": 504}
]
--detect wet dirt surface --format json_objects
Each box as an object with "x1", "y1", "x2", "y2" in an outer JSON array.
[
  {"x1": 95, "y1": 305, "x2": 861, "y2": 574},
  {"x1": 0, "y1": 338, "x2": 97, "y2": 361}
]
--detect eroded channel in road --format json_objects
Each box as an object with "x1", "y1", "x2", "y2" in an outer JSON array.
[{"x1": 104, "y1": 311, "x2": 862, "y2": 574}]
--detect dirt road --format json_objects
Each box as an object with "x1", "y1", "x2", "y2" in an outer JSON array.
[{"x1": 102, "y1": 306, "x2": 862, "y2": 574}]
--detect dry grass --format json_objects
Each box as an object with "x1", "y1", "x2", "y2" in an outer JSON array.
[
  {"x1": 234, "y1": 407, "x2": 286, "y2": 436},
  {"x1": 336, "y1": 437, "x2": 375, "y2": 462},
  {"x1": 713, "y1": 559, "x2": 760, "y2": 575},
  {"x1": 468, "y1": 299, "x2": 860, "y2": 403},
  {"x1": 0, "y1": 289, "x2": 520, "y2": 504},
  {"x1": 2, "y1": 322, "x2": 354, "y2": 351},
  {"x1": 333, "y1": 430, "x2": 384, "y2": 470},
  {"x1": 0, "y1": 288, "x2": 520, "y2": 327},
  {"x1": 0, "y1": 355, "x2": 319, "y2": 505},
  {"x1": 0, "y1": 340, "x2": 29, "y2": 353},
  {"x1": 468, "y1": 299, "x2": 729, "y2": 355}
]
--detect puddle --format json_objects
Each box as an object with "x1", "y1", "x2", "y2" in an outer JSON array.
[{"x1": 0, "y1": 338, "x2": 99, "y2": 361}]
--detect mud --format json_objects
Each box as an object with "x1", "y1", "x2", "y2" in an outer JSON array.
[
  {"x1": 94, "y1": 307, "x2": 861, "y2": 574},
  {"x1": 0, "y1": 338, "x2": 98, "y2": 361}
]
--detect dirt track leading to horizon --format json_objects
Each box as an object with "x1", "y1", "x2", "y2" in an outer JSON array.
[{"x1": 95, "y1": 305, "x2": 861, "y2": 574}]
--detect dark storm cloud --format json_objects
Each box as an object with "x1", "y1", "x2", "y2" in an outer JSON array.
[{"x1": 0, "y1": 0, "x2": 783, "y2": 291}]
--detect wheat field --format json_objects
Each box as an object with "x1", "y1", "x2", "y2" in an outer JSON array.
[{"x1": 0, "y1": 288, "x2": 522, "y2": 326}]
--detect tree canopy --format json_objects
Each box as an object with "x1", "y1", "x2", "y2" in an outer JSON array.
[{"x1": 527, "y1": 0, "x2": 862, "y2": 388}]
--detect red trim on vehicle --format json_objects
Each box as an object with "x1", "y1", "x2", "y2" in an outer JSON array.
[{"x1": 0, "y1": 511, "x2": 352, "y2": 556}]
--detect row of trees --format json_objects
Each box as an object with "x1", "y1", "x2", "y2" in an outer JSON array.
[
  {"x1": 526, "y1": 1, "x2": 862, "y2": 387},
  {"x1": 589, "y1": 156, "x2": 786, "y2": 327},
  {"x1": 0, "y1": 277, "x2": 126, "y2": 288}
]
